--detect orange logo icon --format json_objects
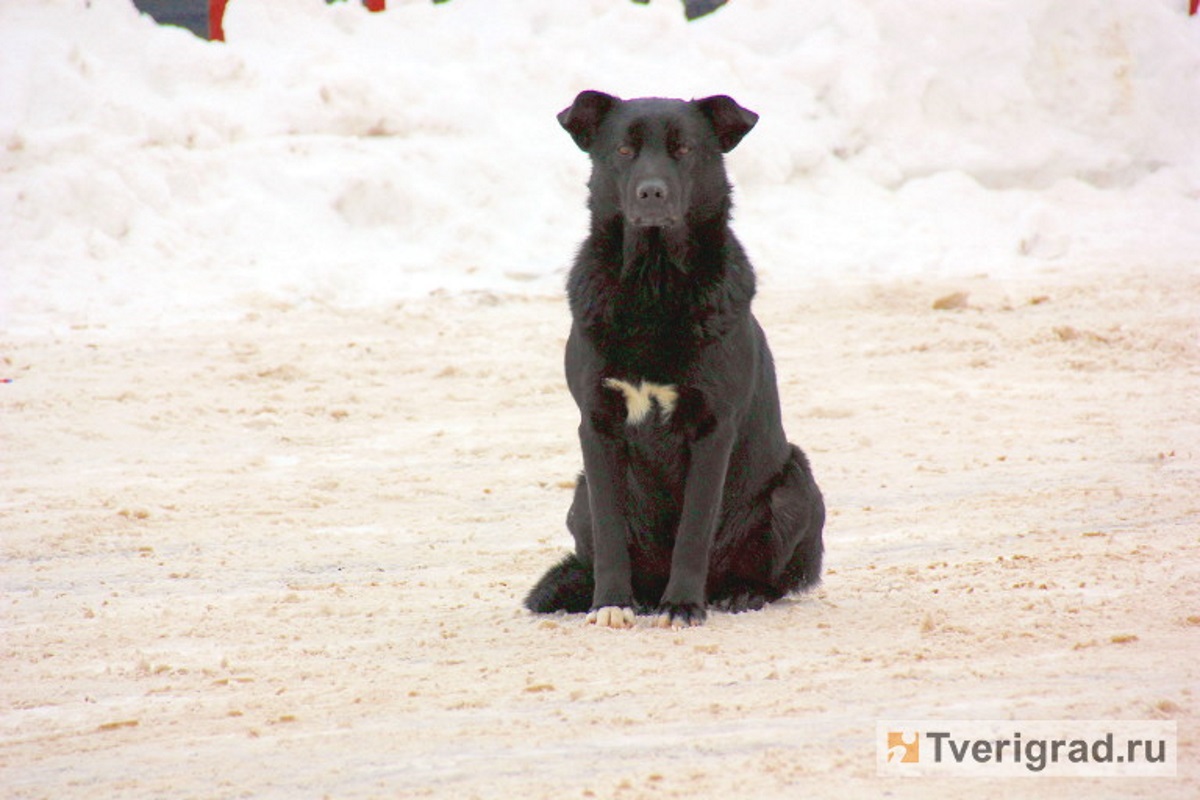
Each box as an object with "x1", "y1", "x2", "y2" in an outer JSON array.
[{"x1": 887, "y1": 731, "x2": 920, "y2": 763}]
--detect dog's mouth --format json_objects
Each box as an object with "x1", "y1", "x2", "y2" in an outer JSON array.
[{"x1": 629, "y1": 214, "x2": 681, "y2": 229}]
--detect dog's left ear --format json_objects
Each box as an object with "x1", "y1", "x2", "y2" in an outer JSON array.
[{"x1": 694, "y1": 95, "x2": 759, "y2": 153}]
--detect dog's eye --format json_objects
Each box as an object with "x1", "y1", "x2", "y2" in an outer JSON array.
[{"x1": 617, "y1": 145, "x2": 634, "y2": 157}]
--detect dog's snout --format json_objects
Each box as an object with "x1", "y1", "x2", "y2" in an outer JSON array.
[
  {"x1": 629, "y1": 176, "x2": 678, "y2": 227},
  {"x1": 636, "y1": 179, "x2": 668, "y2": 202}
]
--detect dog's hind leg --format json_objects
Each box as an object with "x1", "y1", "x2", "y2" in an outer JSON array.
[
  {"x1": 706, "y1": 445, "x2": 824, "y2": 613},
  {"x1": 524, "y1": 477, "x2": 596, "y2": 614},
  {"x1": 768, "y1": 444, "x2": 826, "y2": 595}
]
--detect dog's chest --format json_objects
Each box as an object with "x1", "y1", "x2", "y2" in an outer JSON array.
[{"x1": 603, "y1": 377, "x2": 678, "y2": 426}]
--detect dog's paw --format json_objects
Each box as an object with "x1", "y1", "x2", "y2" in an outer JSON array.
[
  {"x1": 710, "y1": 591, "x2": 771, "y2": 613},
  {"x1": 654, "y1": 602, "x2": 707, "y2": 629},
  {"x1": 586, "y1": 606, "x2": 636, "y2": 629}
]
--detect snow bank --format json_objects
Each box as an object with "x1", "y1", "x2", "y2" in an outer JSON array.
[{"x1": 2, "y1": 0, "x2": 1198, "y2": 331}]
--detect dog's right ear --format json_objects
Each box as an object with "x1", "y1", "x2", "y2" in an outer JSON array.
[{"x1": 558, "y1": 91, "x2": 620, "y2": 152}]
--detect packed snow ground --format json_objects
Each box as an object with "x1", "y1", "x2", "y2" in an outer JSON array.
[
  {"x1": 2, "y1": 0, "x2": 1199, "y2": 333},
  {"x1": 4, "y1": 271, "x2": 1199, "y2": 798}
]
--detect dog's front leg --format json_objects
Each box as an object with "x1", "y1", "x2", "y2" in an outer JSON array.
[
  {"x1": 578, "y1": 421, "x2": 636, "y2": 628},
  {"x1": 657, "y1": 421, "x2": 735, "y2": 628}
]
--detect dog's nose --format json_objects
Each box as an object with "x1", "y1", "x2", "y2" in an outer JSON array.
[
  {"x1": 630, "y1": 178, "x2": 678, "y2": 227},
  {"x1": 636, "y1": 179, "x2": 669, "y2": 202}
]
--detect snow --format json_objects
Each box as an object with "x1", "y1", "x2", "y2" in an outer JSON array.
[{"x1": 2, "y1": 0, "x2": 1199, "y2": 333}]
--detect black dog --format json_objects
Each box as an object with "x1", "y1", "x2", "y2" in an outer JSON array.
[{"x1": 525, "y1": 91, "x2": 825, "y2": 628}]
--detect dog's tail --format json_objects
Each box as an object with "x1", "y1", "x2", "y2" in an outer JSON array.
[{"x1": 524, "y1": 553, "x2": 593, "y2": 613}]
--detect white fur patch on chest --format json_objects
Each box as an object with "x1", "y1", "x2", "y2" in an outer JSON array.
[{"x1": 602, "y1": 378, "x2": 678, "y2": 425}]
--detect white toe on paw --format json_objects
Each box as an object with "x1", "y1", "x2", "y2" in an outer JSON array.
[{"x1": 586, "y1": 606, "x2": 635, "y2": 628}]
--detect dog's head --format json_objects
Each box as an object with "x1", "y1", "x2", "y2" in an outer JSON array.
[{"x1": 558, "y1": 91, "x2": 758, "y2": 229}]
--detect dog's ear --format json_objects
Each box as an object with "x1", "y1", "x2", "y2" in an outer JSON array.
[
  {"x1": 694, "y1": 95, "x2": 759, "y2": 152},
  {"x1": 558, "y1": 90, "x2": 620, "y2": 152}
]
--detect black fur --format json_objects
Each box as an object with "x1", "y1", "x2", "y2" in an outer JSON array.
[{"x1": 524, "y1": 92, "x2": 825, "y2": 627}]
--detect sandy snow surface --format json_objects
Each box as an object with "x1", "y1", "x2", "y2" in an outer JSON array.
[
  {"x1": 4, "y1": 270, "x2": 1198, "y2": 797},
  {"x1": 3, "y1": 0, "x2": 1200, "y2": 797}
]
